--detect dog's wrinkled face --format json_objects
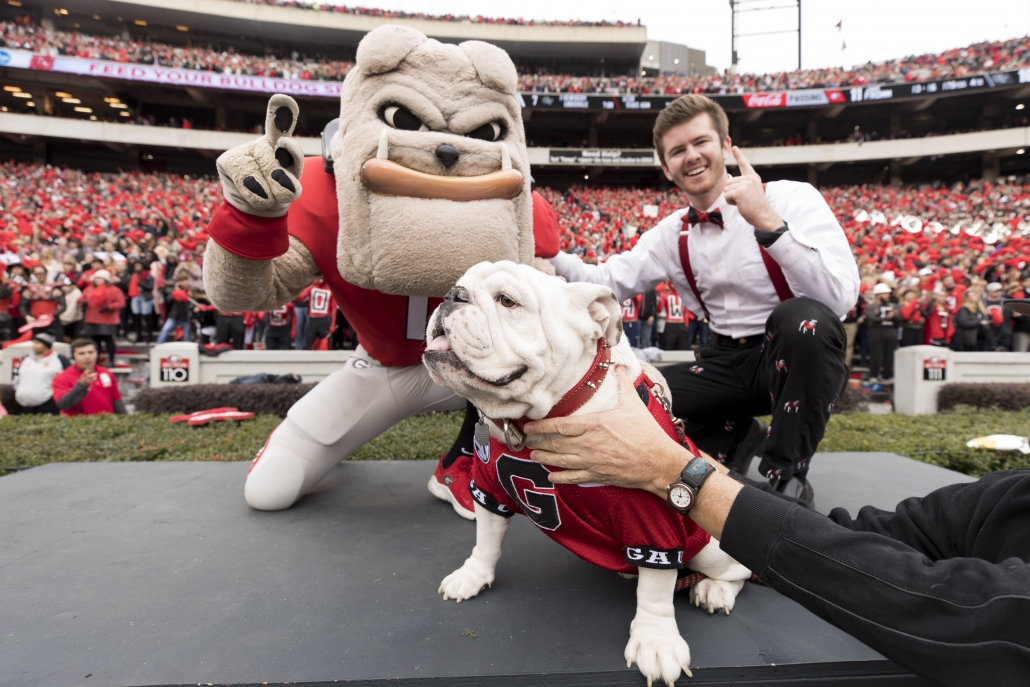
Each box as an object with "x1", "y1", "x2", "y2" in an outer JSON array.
[
  {"x1": 423, "y1": 261, "x2": 622, "y2": 420},
  {"x1": 330, "y1": 25, "x2": 534, "y2": 298}
]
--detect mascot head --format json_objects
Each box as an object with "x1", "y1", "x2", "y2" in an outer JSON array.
[{"x1": 330, "y1": 25, "x2": 533, "y2": 298}]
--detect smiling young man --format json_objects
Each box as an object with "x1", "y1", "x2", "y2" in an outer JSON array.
[{"x1": 549, "y1": 95, "x2": 860, "y2": 504}]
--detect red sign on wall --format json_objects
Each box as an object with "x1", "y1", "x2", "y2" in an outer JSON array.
[{"x1": 160, "y1": 355, "x2": 190, "y2": 382}]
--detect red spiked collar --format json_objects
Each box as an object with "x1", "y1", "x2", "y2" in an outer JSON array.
[{"x1": 490, "y1": 339, "x2": 612, "y2": 452}]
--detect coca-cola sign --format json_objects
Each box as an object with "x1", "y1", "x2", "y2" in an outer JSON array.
[{"x1": 742, "y1": 92, "x2": 786, "y2": 108}]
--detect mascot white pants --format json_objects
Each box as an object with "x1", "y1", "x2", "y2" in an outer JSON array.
[{"x1": 246, "y1": 347, "x2": 465, "y2": 510}]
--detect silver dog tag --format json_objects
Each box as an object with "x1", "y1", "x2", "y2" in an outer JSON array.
[{"x1": 474, "y1": 420, "x2": 491, "y2": 450}]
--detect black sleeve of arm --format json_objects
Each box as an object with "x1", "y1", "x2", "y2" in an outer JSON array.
[
  {"x1": 719, "y1": 485, "x2": 1030, "y2": 686},
  {"x1": 754, "y1": 225, "x2": 789, "y2": 248},
  {"x1": 55, "y1": 383, "x2": 89, "y2": 410},
  {"x1": 19, "y1": 292, "x2": 30, "y2": 318},
  {"x1": 52, "y1": 291, "x2": 66, "y2": 317},
  {"x1": 113, "y1": 399, "x2": 127, "y2": 415}
]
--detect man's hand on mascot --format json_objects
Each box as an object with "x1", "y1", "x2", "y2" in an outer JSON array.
[
  {"x1": 724, "y1": 146, "x2": 783, "y2": 233},
  {"x1": 215, "y1": 94, "x2": 305, "y2": 218}
]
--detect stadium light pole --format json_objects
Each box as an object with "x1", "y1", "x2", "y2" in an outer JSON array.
[{"x1": 730, "y1": 0, "x2": 802, "y2": 72}]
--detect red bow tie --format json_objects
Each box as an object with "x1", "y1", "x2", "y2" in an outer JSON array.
[{"x1": 686, "y1": 207, "x2": 724, "y2": 228}]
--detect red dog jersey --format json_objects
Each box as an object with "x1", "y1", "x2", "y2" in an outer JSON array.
[
  {"x1": 207, "y1": 156, "x2": 560, "y2": 367},
  {"x1": 470, "y1": 374, "x2": 711, "y2": 574}
]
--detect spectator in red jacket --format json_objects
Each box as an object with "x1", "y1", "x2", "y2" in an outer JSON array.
[
  {"x1": 52, "y1": 337, "x2": 126, "y2": 416},
  {"x1": 155, "y1": 273, "x2": 194, "y2": 344},
  {"x1": 78, "y1": 270, "x2": 124, "y2": 366},
  {"x1": 923, "y1": 291, "x2": 955, "y2": 346}
]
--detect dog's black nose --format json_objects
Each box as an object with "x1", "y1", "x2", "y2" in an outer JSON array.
[
  {"x1": 445, "y1": 286, "x2": 470, "y2": 304},
  {"x1": 435, "y1": 144, "x2": 460, "y2": 167}
]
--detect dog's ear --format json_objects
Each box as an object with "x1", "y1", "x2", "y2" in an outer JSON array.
[
  {"x1": 567, "y1": 283, "x2": 622, "y2": 347},
  {"x1": 460, "y1": 40, "x2": 518, "y2": 93},
  {"x1": 356, "y1": 25, "x2": 427, "y2": 76}
]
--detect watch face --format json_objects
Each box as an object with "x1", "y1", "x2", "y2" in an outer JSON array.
[{"x1": 669, "y1": 485, "x2": 694, "y2": 511}]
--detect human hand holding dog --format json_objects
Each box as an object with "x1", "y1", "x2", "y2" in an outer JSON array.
[
  {"x1": 525, "y1": 367, "x2": 744, "y2": 540},
  {"x1": 525, "y1": 368, "x2": 686, "y2": 493}
]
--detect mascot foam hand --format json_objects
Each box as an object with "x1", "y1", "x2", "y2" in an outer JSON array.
[{"x1": 216, "y1": 94, "x2": 305, "y2": 217}]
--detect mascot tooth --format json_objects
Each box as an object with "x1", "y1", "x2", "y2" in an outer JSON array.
[{"x1": 202, "y1": 24, "x2": 559, "y2": 515}]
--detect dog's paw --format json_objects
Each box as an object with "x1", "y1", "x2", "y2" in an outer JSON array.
[
  {"x1": 438, "y1": 563, "x2": 493, "y2": 603},
  {"x1": 689, "y1": 578, "x2": 745, "y2": 615},
  {"x1": 625, "y1": 617, "x2": 692, "y2": 686}
]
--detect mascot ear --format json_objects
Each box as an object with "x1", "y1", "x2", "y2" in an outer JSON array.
[
  {"x1": 356, "y1": 25, "x2": 427, "y2": 76},
  {"x1": 567, "y1": 282, "x2": 623, "y2": 348},
  {"x1": 460, "y1": 40, "x2": 518, "y2": 94}
]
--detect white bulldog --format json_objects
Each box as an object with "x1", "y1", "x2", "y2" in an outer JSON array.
[{"x1": 423, "y1": 261, "x2": 751, "y2": 686}]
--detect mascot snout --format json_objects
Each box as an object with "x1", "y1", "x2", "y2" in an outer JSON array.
[{"x1": 361, "y1": 133, "x2": 524, "y2": 202}]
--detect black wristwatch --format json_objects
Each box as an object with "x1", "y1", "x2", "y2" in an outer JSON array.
[{"x1": 666, "y1": 456, "x2": 716, "y2": 515}]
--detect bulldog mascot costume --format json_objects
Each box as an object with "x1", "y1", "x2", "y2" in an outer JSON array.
[{"x1": 203, "y1": 25, "x2": 558, "y2": 514}]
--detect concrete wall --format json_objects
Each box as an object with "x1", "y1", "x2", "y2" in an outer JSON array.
[
  {"x1": 105, "y1": 0, "x2": 647, "y2": 58},
  {"x1": 895, "y1": 345, "x2": 1030, "y2": 414},
  {"x1": 149, "y1": 343, "x2": 352, "y2": 386},
  {"x1": 0, "y1": 113, "x2": 322, "y2": 155},
  {"x1": 729, "y1": 128, "x2": 1030, "y2": 168},
  {"x1": 0, "y1": 341, "x2": 72, "y2": 384},
  {"x1": 8, "y1": 114, "x2": 1024, "y2": 168},
  {"x1": 146, "y1": 343, "x2": 693, "y2": 390}
]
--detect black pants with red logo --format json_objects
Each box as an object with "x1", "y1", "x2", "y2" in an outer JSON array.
[{"x1": 662, "y1": 297, "x2": 848, "y2": 482}]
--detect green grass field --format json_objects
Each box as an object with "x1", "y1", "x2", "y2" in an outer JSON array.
[{"x1": 2, "y1": 408, "x2": 1029, "y2": 477}]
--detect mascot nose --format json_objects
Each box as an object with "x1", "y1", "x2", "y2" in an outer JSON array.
[
  {"x1": 445, "y1": 286, "x2": 470, "y2": 304},
  {"x1": 435, "y1": 144, "x2": 460, "y2": 167}
]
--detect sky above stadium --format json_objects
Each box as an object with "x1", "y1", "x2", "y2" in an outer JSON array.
[{"x1": 326, "y1": 0, "x2": 1030, "y2": 75}]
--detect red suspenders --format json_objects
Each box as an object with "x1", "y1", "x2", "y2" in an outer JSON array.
[{"x1": 677, "y1": 188, "x2": 794, "y2": 320}]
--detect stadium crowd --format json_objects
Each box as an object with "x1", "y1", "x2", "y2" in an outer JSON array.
[
  {"x1": 3, "y1": 18, "x2": 1029, "y2": 95},
  {"x1": 540, "y1": 177, "x2": 1030, "y2": 373},
  {"x1": 4, "y1": 162, "x2": 1030, "y2": 383},
  {"x1": 228, "y1": 0, "x2": 638, "y2": 26},
  {"x1": 0, "y1": 18, "x2": 353, "y2": 81}
]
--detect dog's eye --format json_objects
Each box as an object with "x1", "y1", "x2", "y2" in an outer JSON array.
[
  {"x1": 381, "y1": 105, "x2": 428, "y2": 132},
  {"x1": 498, "y1": 294, "x2": 517, "y2": 308},
  {"x1": 466, "y1": 121, "x2": 505, "y2": 142}
]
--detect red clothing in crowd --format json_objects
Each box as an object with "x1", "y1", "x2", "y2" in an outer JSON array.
[
  {"x1": 658, "y1": 291, "x2": 686, "y2": 324},
  {"x1": 900, "y1": 300, "x2": 925, "y2": 326},
  {"x1": 80, "y1": 283, "x2": 125, "y2": 325},
  {"x1": 621, "y1": 294, "x2": 642, "y2": 323},
  {"x1": 924, "y1": 307, "x2": 955, "y2": 344},
  {"x1": 51, "y1": 364, "x2": 122, "y2": 416}
]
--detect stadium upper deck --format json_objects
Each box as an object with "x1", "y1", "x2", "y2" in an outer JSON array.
[
  {"x1": 2, "y1": 2, "x2": 1030, "y2": 185},
  {"x1": 40, "y1": 0, "x2": 648, "y2": 65}
]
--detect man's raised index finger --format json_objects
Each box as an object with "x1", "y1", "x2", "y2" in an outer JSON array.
[{"x1": 731, "y1": 146, "x2": 755, "y2": 175}]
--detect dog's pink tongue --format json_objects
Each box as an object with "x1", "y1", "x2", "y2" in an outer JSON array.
[{"x1": 426, "y1": 335, "x2": 451, "y2": 352}]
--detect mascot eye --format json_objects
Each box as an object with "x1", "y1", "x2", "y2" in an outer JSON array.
[
  {"x1": 466, "y1": 121, "x2": 505, "y2": 142},
  {"x1": 498, "y1": 294, "x2": 518, "y2": 308},
  {"x1": 381, "y1": 105, "x2": 428, "y2": 132}
]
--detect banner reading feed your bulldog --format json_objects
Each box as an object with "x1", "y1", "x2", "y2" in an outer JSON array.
[
  {"x1": 1, "y1": 48, "x2": 1027, "y2": 112},
  {"x1": 0, "y1": 49, "x2": 344, "y2": 98}
]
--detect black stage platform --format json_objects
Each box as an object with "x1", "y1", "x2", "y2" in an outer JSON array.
[{"x1": 0, "y1": 454, "x2": 973, "y2": 687}]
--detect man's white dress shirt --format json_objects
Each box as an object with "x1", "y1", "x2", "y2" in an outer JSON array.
[{"x1": 550, "y1": 180, "x2": 860, "y2": 340}]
